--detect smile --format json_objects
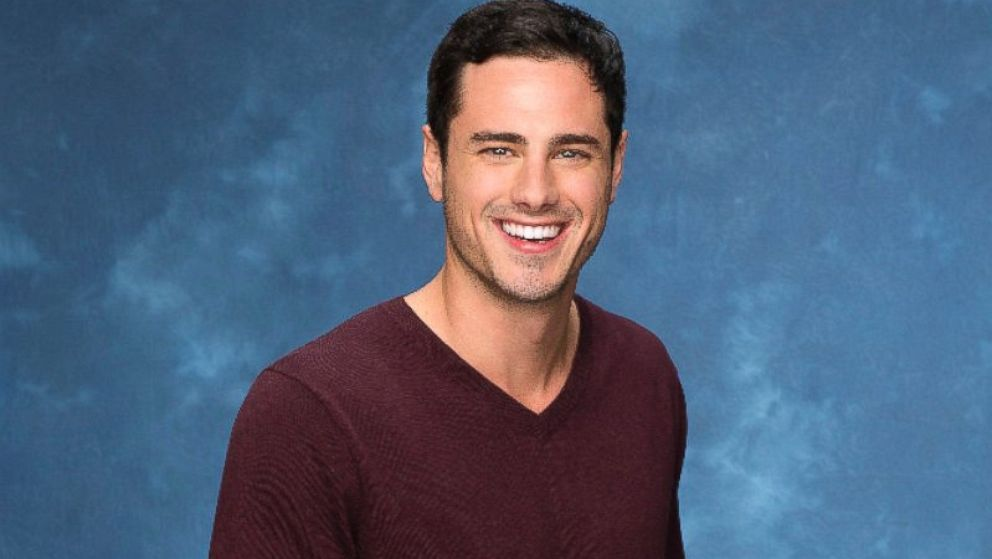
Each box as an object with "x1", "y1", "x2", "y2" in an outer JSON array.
[
  {"x1": 500, "y1": 221, "x2": 563, "y2": 242},
  {"x1": 494, "y1": 219, "x2": 570, "y2": 254}
]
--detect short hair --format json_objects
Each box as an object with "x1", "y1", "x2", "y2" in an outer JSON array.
[{"x1": 427, "y1": 0, "x2": 626, "y2": 163}]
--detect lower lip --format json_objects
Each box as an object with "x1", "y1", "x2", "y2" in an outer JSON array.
[{"x1": 495, "y1": 221, "x2": 569, "y2": 254}]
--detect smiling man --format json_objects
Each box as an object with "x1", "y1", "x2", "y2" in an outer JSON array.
[{"x1": 211, "y1": 1, "x2": 687, "y2": 557}]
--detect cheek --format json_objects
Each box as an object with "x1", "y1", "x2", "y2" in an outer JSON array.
[
  {"x1": 572, "y1": 183, "x2": 614, "y2": 242},
  {"x1": 447, "y1": 162, "x2": 509, "y2": 201},
  {"x1": 468, "y1": 166, "x2": 517, "y2": 198},
  {"x1": 571, "y1": 176, "x2": 613, "y2": 213}
]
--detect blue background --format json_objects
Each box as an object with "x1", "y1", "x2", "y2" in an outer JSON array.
[{"x1": 2, "y1": 1, "x2": 989, "y2": 557}]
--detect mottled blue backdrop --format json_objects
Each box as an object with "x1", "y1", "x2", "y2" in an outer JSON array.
[{"x1": 2, "y1": 1, "x2": 989, "y2": 557}]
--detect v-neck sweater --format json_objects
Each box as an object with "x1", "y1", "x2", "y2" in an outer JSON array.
[{"x1": 210, "y1": 296, "x2": 687, "y2": 558}]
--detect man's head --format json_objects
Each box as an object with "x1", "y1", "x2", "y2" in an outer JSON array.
[
  {"x1": 421, "y1": 1, "x2": 628, "y2": 305},
  {"x1": 427, "y1": 0, "x2": 626, "y2": 165}
]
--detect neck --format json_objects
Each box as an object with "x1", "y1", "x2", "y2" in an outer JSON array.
[{"x1": 405, "y1": 261, "x2": 579, "y2": 413}]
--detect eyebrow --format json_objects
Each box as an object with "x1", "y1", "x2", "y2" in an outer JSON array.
[
  {"x1": 469, "y1": 131, "x2": 527, "y2": 145},
  {"x1": 549, "y1": 133, "x2": 602, "y2": 148},
  {"x1": 468, "y1": 131, "x2": 603, "y2": 149}
]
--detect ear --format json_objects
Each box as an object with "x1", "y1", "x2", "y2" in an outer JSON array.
[
  {"x1": 608, "y1": 130, "x2": 629, "y2": 204},
  {"x1": 422, "y1": 125, "x2": 444, "y2": 202}
]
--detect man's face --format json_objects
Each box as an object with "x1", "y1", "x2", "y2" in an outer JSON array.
[{"x1": 423, "y1": 56, "x2": 627, "y2": 304}]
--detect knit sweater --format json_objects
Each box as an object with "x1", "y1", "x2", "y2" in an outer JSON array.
[{"x1": 210, "y1": 296, "x2": 686, "y2": 558}]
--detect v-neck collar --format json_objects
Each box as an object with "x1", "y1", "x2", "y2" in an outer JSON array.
[{"x1": 387, "y1": 295, "x2": 592, "y2": 438}]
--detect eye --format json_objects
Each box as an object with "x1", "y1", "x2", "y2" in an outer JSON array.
[
  {"x1": 480, "y1": 146, "x2": 515, "y2": 160},
  {"x1": 555, "y1": 148, "x2": 590, "y2": 160}
]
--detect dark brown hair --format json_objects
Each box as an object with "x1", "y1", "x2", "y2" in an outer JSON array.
[{"x1": 427, "y1": 0, "x2": 626, "y2": 163}]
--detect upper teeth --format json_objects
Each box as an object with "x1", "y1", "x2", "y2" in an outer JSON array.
[{"x1": 501, "y1": 221, "x2": 562, "y2": 240}]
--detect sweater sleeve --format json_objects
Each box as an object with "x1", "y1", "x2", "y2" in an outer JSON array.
[
  {"x1": 665, "y1": 378, "x2": 688, "y2": 559},
  {"x1": 210, "y1": 369, "x2": 360, "y2": 558}
]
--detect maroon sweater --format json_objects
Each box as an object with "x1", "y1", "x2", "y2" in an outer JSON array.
[{"x1": 210, "y1": 296, "x2": 687, "y2": 558}]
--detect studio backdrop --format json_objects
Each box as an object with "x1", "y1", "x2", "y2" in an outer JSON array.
[{"x1": 1, "y1": 1, "x2": 989, "y2": 557}]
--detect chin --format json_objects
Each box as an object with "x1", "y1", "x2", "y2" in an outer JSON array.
[{"x1": 488, "y1": 272, "x2": 572, "y2": 305}]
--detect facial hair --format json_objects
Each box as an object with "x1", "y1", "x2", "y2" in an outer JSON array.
[{"x1": 440, "y1": 179, "x2": 608, "y2": 306}]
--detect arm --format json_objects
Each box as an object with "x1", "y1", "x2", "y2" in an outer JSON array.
[
  {"x1": 665, "y1": 378, "x2": 688, "y2": 559},
  {"x1": 210, "y1": 369, "x2": 360, "y2": 558}
]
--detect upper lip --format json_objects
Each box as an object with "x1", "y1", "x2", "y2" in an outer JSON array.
[{"x1": 495, "y1": 218, "x2": 569, "y2": 226}]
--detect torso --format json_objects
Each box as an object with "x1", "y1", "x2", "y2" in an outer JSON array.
[{"x1": 270, "y1": 296, "x2": 685, "y2": 558}]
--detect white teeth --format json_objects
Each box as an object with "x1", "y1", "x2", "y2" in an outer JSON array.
[{"x1": 500, "y1": 221, "x2": 562, "y2": 241}]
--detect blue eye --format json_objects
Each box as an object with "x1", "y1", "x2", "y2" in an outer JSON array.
[
  {"x1": 481, "y1": 146, "x2": 514, "y2": 159},
  {"x1": 557, "y1": 149, "x2": 588, "y2": 160}
]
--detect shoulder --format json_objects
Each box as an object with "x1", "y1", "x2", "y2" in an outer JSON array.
[
  {"x1": 225, "y1": 297, "x2": 419, "y2": 476},
  {"x1": 268, "y1": 297, "x2": 409, "y2": 382},
  {"x1": 214, "y1": 368, "x2": 362, "y2": 556},
  {"x1": 576, "y1": 296, "x2": 687, "y2": 434},
  {"x1": 258, "y1": 297, "x2": 442, "y2": 413},
  {"x1": 576, "y1": 296, "x2": 683, "y2": 400},
  {"x1": 577, "y1": 296, "x2": 675, "y2": 368}
]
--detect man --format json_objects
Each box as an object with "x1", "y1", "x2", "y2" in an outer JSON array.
[{"x1": 210, "y1": 1, "x2": 687, "y2": 557}]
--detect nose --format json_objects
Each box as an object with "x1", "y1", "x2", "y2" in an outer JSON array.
[{"x1": 511, "y1": 157, "x2": 559, "y2": 211}]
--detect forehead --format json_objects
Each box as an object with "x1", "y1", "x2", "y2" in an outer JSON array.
[{"x1": 453, "y1": 56, "x2": 609, "y2": 137}]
